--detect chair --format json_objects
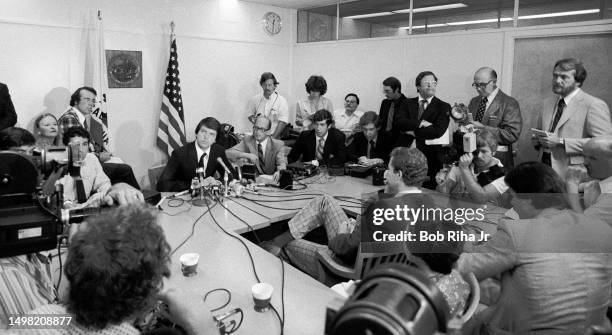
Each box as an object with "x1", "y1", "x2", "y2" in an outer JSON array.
[
  {"x1": 148, "y1": 164, "x2": 166, "y2": 189},
  {"x1": 315, "y1": 242, "x2": 414, "y2": 283}
]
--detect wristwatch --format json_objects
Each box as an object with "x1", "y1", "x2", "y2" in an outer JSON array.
[{"x1": 559, "y1": 138, "x2": 565, "y2": 146}]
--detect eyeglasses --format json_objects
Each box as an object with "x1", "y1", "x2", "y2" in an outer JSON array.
[
  {"x1": 472, "y1": 80, "x2": 493, "y2": 89},
  {"x1": 253, "y1": 126, "x2": 268, "y2": 132},
  {"x1": 421, "y1": 82, "x2": 437, "y2": 88}
]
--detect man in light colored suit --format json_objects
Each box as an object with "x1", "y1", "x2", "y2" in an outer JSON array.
[
  {"x1": 533, "y1": 58, "x2": 612, "y2": 180},
  {"x1": 468, "y1": 67, "x2": 522, "y2": 170},
  {"x1": 458, "y1": 162, "x2": 612, "y2": 334},
  {"x1": 226, "y1": 116, "x2": 287, "y2": 179}
]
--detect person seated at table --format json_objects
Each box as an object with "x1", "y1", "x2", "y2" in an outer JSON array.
[
  {"x1": 436, "y1": 129, "x2": 508, "y2": 205},
  {"x1": 57, "y1": 126, "x2": 111, "y2": 209},
  {"x1": 33, "y1": 113, "x2": 60, "y2": 148},
  {"x1": 295, "y1": 75, "x2": 333, "y2": 131},
  {"x1": 0, "y1": 184, "x2": 144, "y2": 329},
  {"x1": 288, "y1": 109, "x2": 346, "y2": 166},
  {"x1": 457, "y1": 162, "x2": 612, "y2": 334},
  {"x1": 347, "y1": 111, "x2": 394, "y2": 166},
  {"x1": 16, "y1": 205, "x2": 176, "y2": 334},
  {"x1": 262, "y1": 147, "x2": 430, "y2": 279},
  {"x1": 226, "y1": 116, "x2": 287, "y2": 179},
  {"x1": 157, "y1": 117, "x2": 236, "y2": 192},
  {"x1": 333, "y1": 93, "x2": 363, "y2": 144}
]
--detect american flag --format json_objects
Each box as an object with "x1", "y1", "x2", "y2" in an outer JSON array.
[
  {"x1": 157, "y1": 34, "x2": 186, "y2": 157},
  {"x1": 86, "y1": 10, "x2": 110, "y2": 150}
]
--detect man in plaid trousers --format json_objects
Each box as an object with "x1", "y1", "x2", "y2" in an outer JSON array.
[{"x1": 262, "y1": 147, "x2": 430, "y2": 281}]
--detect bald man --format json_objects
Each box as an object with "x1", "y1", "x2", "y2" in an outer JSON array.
[
  {"x1": 468, "y1": 67, "x2": 522, "y2": 170},
  {"x1": 566, "y1": 136, "x2": 612, "y2": 225}
]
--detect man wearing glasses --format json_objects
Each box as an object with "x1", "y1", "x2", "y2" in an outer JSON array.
[
  {"x1": 397, "y1": 71, "x2": 450, "y2": 189},
  {"x1": 226, "y1": 116, "x2": 287, "y2": 180},
  {"x1": 333, "y1": 93, "x2": 363, "y2": 144},
  {"x1": 467, "y1": 67, "x2": 522, "y2": 170},
  {"x1": 58, "y1": 87, "x2": 140, "y2": 189}
]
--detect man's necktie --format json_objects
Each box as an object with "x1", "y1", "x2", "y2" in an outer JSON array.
[
  {"x1": 418, "y1": 100, "x2": 427, "y2": 120},
  {"x1": 474, "y1": 97, "x2": 487, "y2": 122},
  {"x1": 257, "y1": 142, "x2": 265, "y2": 170},
  {"x1": 316, "y1": 137, "x2": 325, "y2": 160},
  {"x1": 386, "y1": 102, "x2": 395, "y2": 132},
  {"x1": 198, "y1": 152, "x2": 207, "y2": 170},
  {"x1": 83, "y1": 118, "x2": 89, "y2": 132},
  {"x1": 548, "y1": 99, "x2": 566, "y2": 132},
  {"x1": 368, "y1": 140, "x2": 375, "y2": 159},
  {"x1": 75, "y1": 177, "x2": 87, "y2": 203}
]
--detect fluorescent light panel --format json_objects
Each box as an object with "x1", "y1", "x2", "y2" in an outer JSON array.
[
  {"x1": 400, "y1": 9, "x2": 600, "y2": 29},
  {"x1": 394, "y1": 3, "x2": 467, "y2": 14},
  {"x1": 344, "y1": 12, "x2": 393, "y2": 19}
]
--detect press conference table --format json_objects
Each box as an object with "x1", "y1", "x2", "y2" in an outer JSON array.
[
  {"x1": 158, "y1": 174, "x2": 503, "y2": 335},
  {"x1": 158, "y1": 175, "x2": 382, "y2": 335}
]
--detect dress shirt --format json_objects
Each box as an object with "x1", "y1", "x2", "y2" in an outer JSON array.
[
  {"x1": 195, "y1": 143, "x2": 212, "y2": 172},
  {"x1": 257, "y1": 137, "x2": 269, "y2": 153},
  {"x1": 247, "y1": 92, "x2": 289, "y2": 134},
  {"x1": 333, "y1": 109, "x2": 363, "y2": 132},
  {"x1": 418, "y1": 95, "x2": 434, "y2": 109},
  {"x1": 484, "y1": 87, "x2": 499, "y2": 111}
]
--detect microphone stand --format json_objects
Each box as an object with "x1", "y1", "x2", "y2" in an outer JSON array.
[{"x1": 192, "y1": 167, "x2": 209, "y2": 207}]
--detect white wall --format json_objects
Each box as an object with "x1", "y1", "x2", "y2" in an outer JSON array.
[{"x1": 0, "y1": 0, "x2": 294, "y2": 188}]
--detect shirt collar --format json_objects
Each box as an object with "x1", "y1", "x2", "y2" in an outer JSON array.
[
  {"x1": 395, "y1": 187, "x2": 422, "y2": 196},
  {"x1": 317, "y1": 132, "x2": 329, "y2": 142},
  {"x1": 70, "y1": 107, "x2": 86, "y2": 125},
  {"x1": 257, "y1": 136, "x2": 269, "y2": 150},
  {"x1": 195, "y1": 142, "x2": 211, "y2": 161},
  {"x1": 262, "y1": 91, "x2": 277, "y2": 101},
  {"x1": 418, "y1": 95, "x2": 434, "y2": 105},
  {"x1": 599, "y1": 175, "x2": 612, "y2": 194},
  {"x1": 561, "y1": 87, "x2": 581, "y2": 105},
  {"x1": 486, "y1": 87, "x2": 499, "y2": 102}
]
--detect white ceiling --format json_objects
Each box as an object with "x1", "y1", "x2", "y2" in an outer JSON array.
[{"x1": 242, "y1": 0, "x2": 356, "y2": 10}]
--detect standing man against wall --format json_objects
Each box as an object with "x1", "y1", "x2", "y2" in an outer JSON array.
[
  {"x1": 468, "y1": 67, "x2": 522, "y2": 170},
  {"x1": 246, "y1": 72, "x2": 289, "y2": 139},
  {"x1": 378, "y1": 77, "x2": 410, "y2": 145},
  {"x1": 533, "y1": 58, "x2": 611, "y2": 180}
]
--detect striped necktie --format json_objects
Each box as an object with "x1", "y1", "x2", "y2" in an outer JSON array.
[
  {"x1": 316, "y1": 137, "x2": 325, "y2": 160},
  {"x1": 257, "y1": 142, "x2": 265, "y2": 170}
]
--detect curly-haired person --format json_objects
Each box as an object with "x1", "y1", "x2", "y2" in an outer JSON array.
[{"x1": 18, "y1": 205, "x2": 172, "y2": 334}]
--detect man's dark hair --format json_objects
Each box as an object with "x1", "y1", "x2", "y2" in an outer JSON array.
[
  {"x1": 359, "y1": 111, "x2": 379, "y2": 128},
  {"x1": 70, "y1": 86, "x2": 97, "y2": 106},
  {"x1": 382, "y1": 77, "x2": 401, "y2": 92},
  {"x1": 554, "y1": 58, "x2": 587, "y2": 86},
  {"x1": 65, "y1": 205, "x2": 171, "y2": 329},
  {"x1": 389, "y1": 147, "x2": 428, "y2": 187},
  {"x1": 0, "y1": 127, "x2": 36, "y2": 150},
  {"x1": 344, "y1": 93, "x2": 360, "y2": 105},
  {"x1": 415, "y1": 71, "x2": 438, "y2": 87},
  {"x1": 62, "y1": 126, "x2": 91, "y2": 146},
  {"x1": 311, "y1": 109, "x2": 333, "y2": 126},
  {"x1": 195, "y1": 117, "x2": 221, "y2": 140},
  {"x1": 305, "y1": 75, "x2": 328, "y2": 95},
  {"x1": 504, "y1": 162, "x2": 567, "y2": 209},
  {"x1": 259, "y1": 72, "x2": 279, "y2": 86},
  {"x1": 411, "y1": 220, "x2": 462, "y2": 274}
]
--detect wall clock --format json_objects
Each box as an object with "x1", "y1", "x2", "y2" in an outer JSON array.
[{"x1": 263, "y1": 12, "x2": 282, "y2": 35}]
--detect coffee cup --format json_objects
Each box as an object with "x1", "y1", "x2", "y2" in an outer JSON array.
[
  {"x1": 179, "y1": 253, "x2": 199, "y2": 277},
  {"x1": 252, "y1": 283, "x2": 273, "y2": 312}
]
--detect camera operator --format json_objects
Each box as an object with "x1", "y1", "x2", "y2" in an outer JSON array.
[{"x1": 436, "y1": 129, "x2": 508, "y2": 205}]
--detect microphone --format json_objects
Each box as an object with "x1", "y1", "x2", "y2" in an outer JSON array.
[{"x1": 217, "y1": 157, "x2": 232, "y2": 176}]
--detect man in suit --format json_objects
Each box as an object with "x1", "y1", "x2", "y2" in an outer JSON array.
[
  {"x1": 533, "y1": 58, "x2": 612, "y2": 180},
  {"x1": 347, "y1": 111, "x2": 393, "y2": 166},
  {"x1": 59, "y1": 87, "x2": 140, "y2": 189},
  {"x1": 157, "y1": 117, "x2": 236, "y2": 192},
  {"x1": 396, "y1": 71, "x2": 450, "y2": 189},
  {"x1": 226, "y1": 116, "x2": 287, "y2": 179},
  {"x1": 288, "y1": 109, "x2": 346, "y2": 166},
  {"x1": 261, "y1": 147, "x2": 431, "y2": 280},
  {"x1": 0, "y1": 82, "x2": 17, "y2": 131},
  {"x1": 458, "y1": 162, "x2": 612, "y2": 334},
  {"x1": 378, "y1": 77, "x2": 410, "y2": 145},
  {"x1": 468, "y1": 67, "x2": 522, "y2": 170}
]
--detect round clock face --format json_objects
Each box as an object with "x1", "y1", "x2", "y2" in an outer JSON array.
[{"x1": 263, "y1": 12, "x2": 282, "y2": 35}]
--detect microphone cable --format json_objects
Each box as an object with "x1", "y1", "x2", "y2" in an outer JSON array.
[
  {"x1": 169, "y1": 201, "x2": 218, "y2": 256},
  {"x1": 210, "y1": 194, "x2": 263, "y2": 244}
]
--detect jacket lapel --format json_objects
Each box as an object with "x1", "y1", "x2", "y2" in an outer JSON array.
[
  {"x1": 554, "y1": 90, "x2": 583, "y2": 132},
  {"x1": 482, "y1": 92, "x2": 502, "y2": 125}
]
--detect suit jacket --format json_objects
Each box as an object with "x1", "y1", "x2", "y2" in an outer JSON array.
[
  {"x1": 228, "y1": 135, "x2": 287, "y2": 175},
  {"x1": 468, "y1": 90, "x2": 522, "y2": 168},
  {"x1": 347, "y1": 130, "x2": 394, "y2": 163},
  {"x1": 536, "y1": 89, "x2": 612, "y2": 179},
  {"x1": 157, "y1": 142, "x2": 236, "y2": 192},
  {"x1": 288, "y1": 127, "x2": 346, "y2": 165},
  {"x1": 0, "y1": 83, "x2": 17, "y2": 131},
  {"x1": 378, "y1": 94, "x2": 410, "y2": 144},
  {"x1": 396, "y1": 96, "x2": 451, "y2": 147},
  {"x1": 458, "y1": 208, "x2": 612, "y2": 333}
]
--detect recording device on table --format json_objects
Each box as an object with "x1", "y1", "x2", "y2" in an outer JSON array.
[
  {"x1": 325, "y1": 263, "x2": 455, "y2": 335},
  {"x1": 0, "y1": 147, "x2": 160, "y2": 258}
]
